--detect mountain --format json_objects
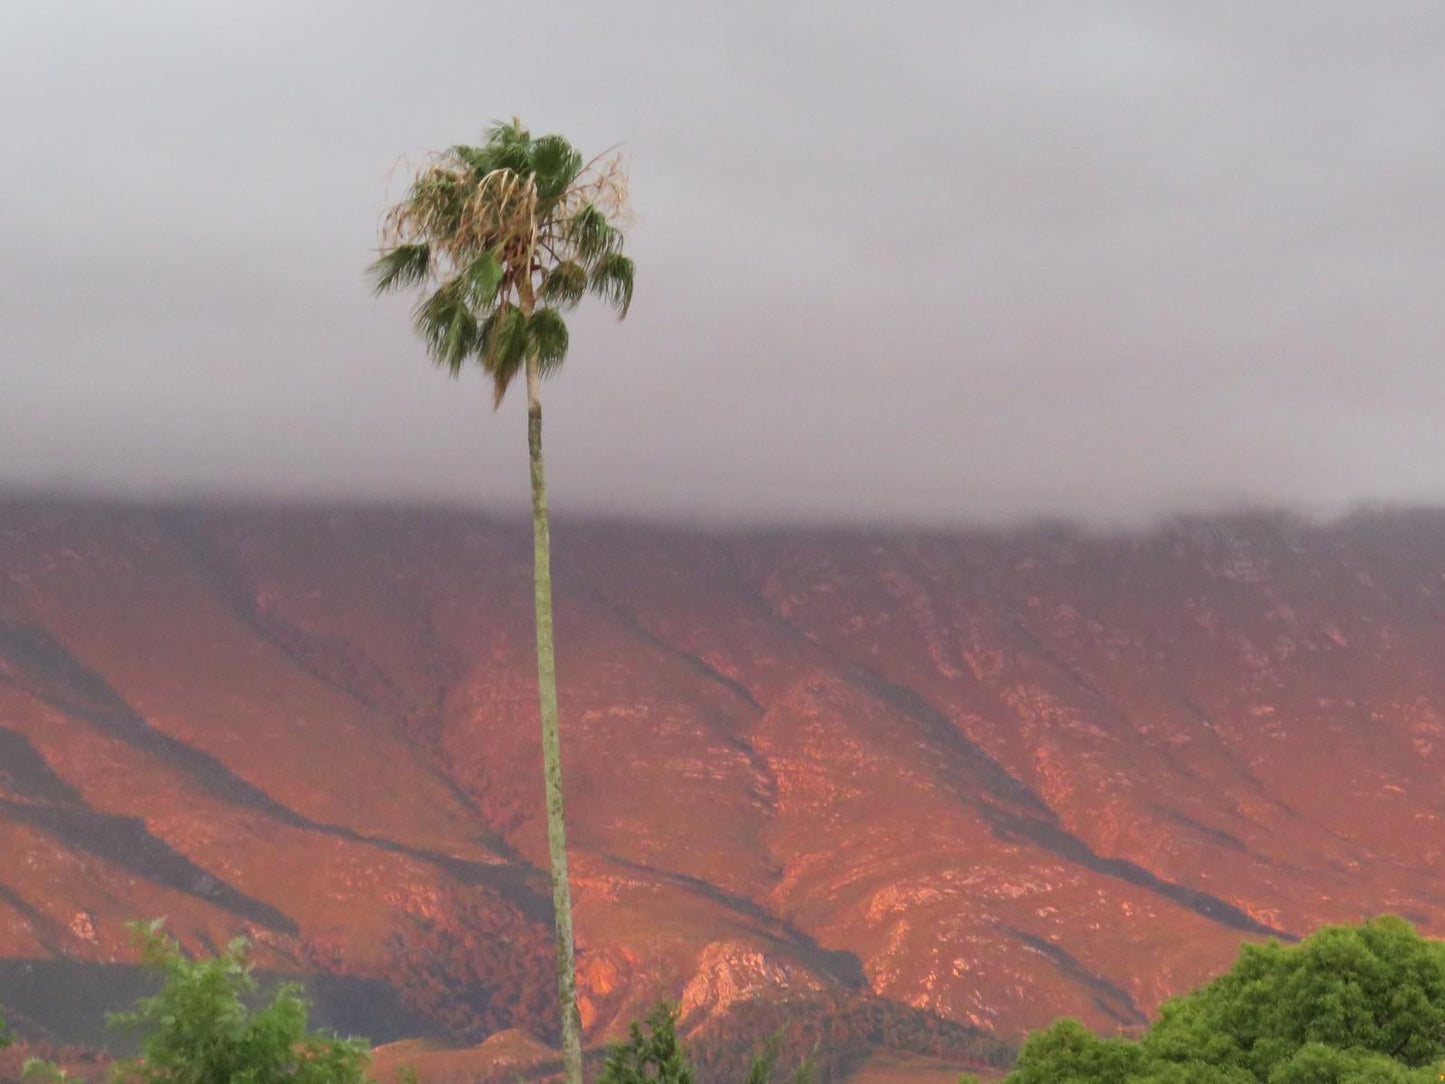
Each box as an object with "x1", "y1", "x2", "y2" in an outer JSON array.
[{"x1": 1, "y1": 498, "x2": 1441, "y2": 1078}]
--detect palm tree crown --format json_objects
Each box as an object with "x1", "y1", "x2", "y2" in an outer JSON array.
[{"x1": 370, "y1": 119, "x2": 634, "y2": 405}]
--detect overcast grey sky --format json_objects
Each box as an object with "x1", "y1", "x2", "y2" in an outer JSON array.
[{"x1": 2, "y1": 2, "x2": 1442, "y2": 527}]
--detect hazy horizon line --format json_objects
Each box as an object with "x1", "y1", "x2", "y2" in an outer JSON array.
[{"x1": 3, "y1": 481, "x2": 1440, "y2": 541}]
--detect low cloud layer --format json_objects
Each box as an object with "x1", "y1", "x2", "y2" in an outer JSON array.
[{"x1": 2, "y1": 1, "x2": 1442, "y2": 527}]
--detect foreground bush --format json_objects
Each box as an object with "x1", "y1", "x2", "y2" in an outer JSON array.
[
  {"x1": 973, "y1": 916, "x2": 1445, "y2": 1083},
  {"x1": 25, "y1": 922, "x2": 372, "y2": 1084}
]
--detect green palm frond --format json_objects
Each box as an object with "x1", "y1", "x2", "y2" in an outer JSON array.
[
  {"x1": 483, "y1": 117, "x2": 529, "y2": 144},
  {"x1": 480, "y1": 305, "x2": 528, "y2": 405},
  {"x1": 481, "y1": 305, "x2": 527, "y2": 369},
  {"x1": 368, "y1": 243, "x2": 431, "y2": 295},
  {"x1": 568, "y1": 204, "x2": 617, "y2": 260},
  {"x1": 588, "y1": 252, "x2": 634, "y2": 318},
  {"x1": 531, "y1": 135, "x2": 583, "y2": 205},
  {"x1": 450, "y1": 144, "x2": 499, "y2": 177},
  {"x1": 528, "y1": 308, "x2": 570, "y2": 375},
  {"x1": 413, "y1": 285, "x2": 478, "y2": 376},
  {"x1": 539, "y1": 261, "x2": 587, "y2": 308},
  {"x1": 458, "y1": 251, "x2": 503, "y2": 309},
  {"x1": 478, "y1": 118, "x2": 533, "y2": 173}
]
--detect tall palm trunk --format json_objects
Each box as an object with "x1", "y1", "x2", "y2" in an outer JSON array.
[{"x1": 524, "y1": 351, "x2": 585, "y2": 1084}]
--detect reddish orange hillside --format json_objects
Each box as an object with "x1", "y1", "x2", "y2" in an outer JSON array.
[{"x1": 1, "y1": 499, "x2": 1441, "y2": 1076}]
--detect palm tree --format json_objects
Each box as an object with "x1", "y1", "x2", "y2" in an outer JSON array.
[{"x1": 369, "y1": 119, "x2": 634, "y2": 1084}]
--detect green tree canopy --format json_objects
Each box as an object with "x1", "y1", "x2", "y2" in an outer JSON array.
[{"x1": 972, "y1": 917, "x2": 1445, "y2": 1084}]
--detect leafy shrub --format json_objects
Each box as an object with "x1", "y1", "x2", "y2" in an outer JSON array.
[
  {"x1": 968, "y1": 916, "x2": 1445, "y2": 1084},
  {"x1": 23, "y1": 922, "x2": 373, "y2": 1084}
]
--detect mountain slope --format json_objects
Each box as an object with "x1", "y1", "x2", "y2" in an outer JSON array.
[{"x1": 0, "y1": 499, "x2": 1440, "y2": 1064}]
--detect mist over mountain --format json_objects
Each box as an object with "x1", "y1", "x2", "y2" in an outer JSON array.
[{"x1": 4, "y1": 2, "x2": 1445, "y2": 526}]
